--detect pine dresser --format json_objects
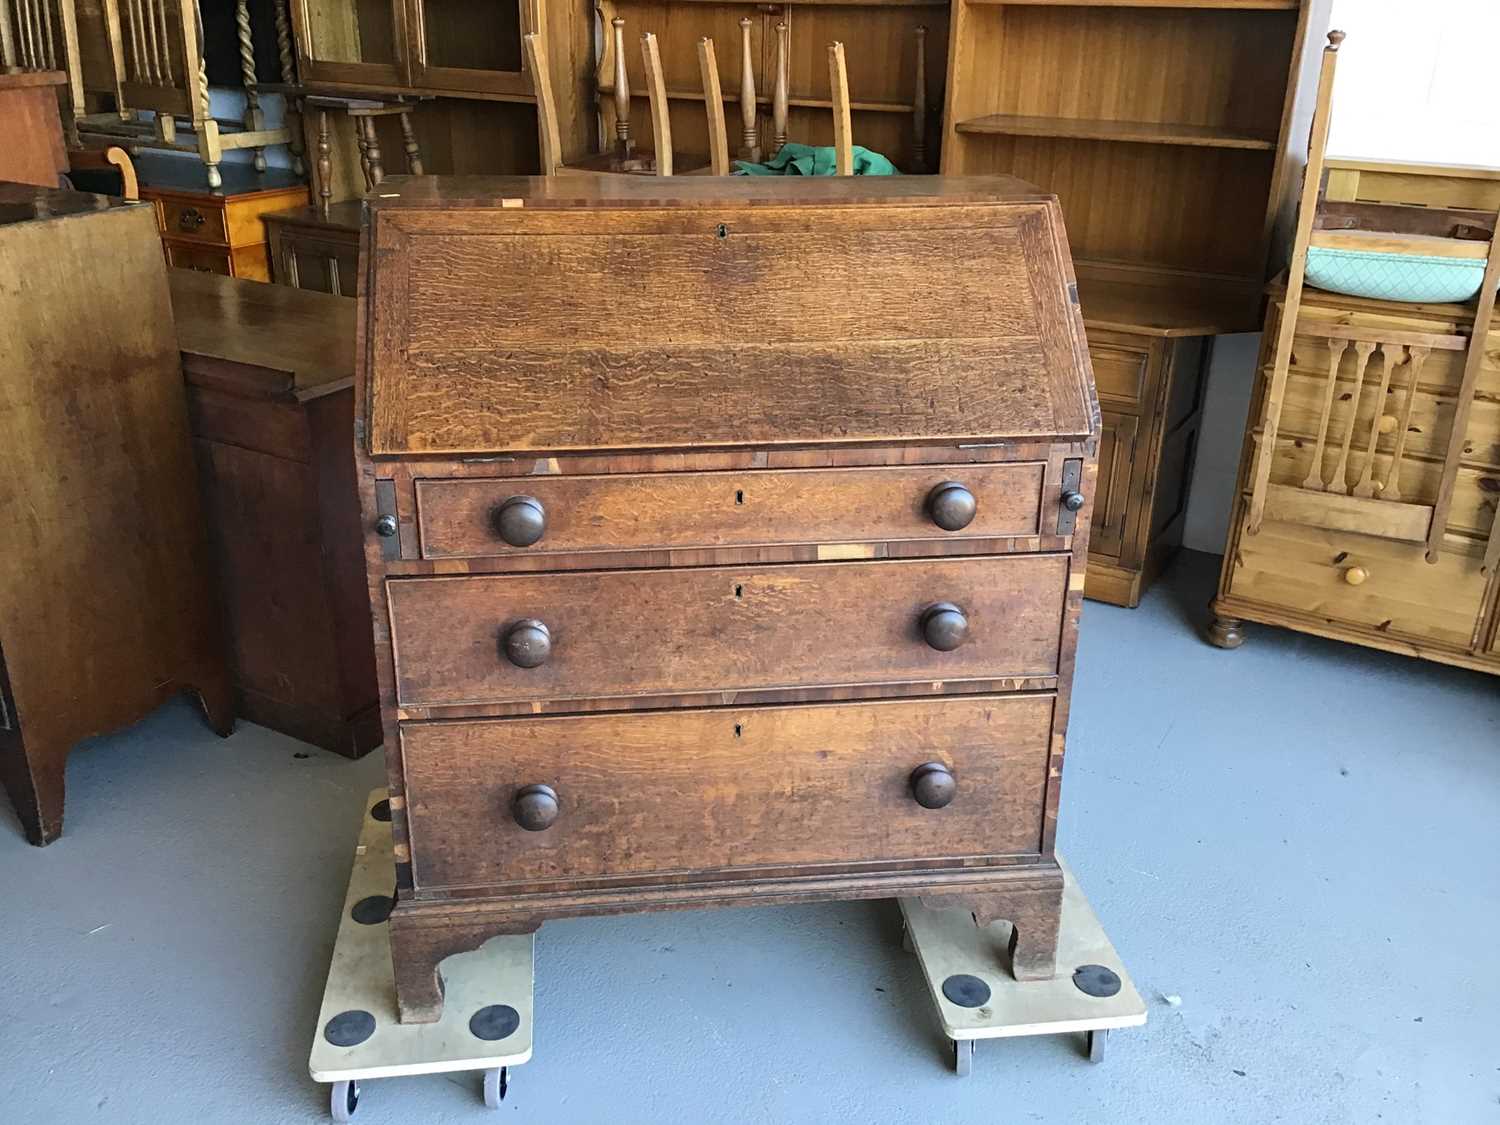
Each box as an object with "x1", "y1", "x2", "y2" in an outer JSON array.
[{"x1": 355, "y1": 176, "x2": 1101, "y2": 1023}]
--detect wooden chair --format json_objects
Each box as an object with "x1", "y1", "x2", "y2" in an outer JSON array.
[
  {"x1": 66, "y1": 145, "x2": 138, "y2": 200},
  {"x1": 692, "y1": 28, "x2": 855, "y2": 176},
  {"x1": 1246, "y1": 30, "x2": 1500, "y2": 569},
  {"x1": 65, "y1": 0, "x2": 299, "y2": 189},
  {"x1": 306, "y1": 95, "x2": 425, "y2": 217},
  {"x1": 527, "y1": 25, "x2": 714, "y2": 177}
]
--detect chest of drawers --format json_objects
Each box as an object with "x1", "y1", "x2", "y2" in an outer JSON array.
[
  {"x1": 136, "y1": 156, "x2": 308, "y2": 282},
  {"x1": 356, "y1": 175, "x2": 1100, "y2": 1024}
]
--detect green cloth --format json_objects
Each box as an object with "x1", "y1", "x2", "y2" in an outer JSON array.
[{"x1": 733, "y1": 142, "x2": 899, "y2": 177}]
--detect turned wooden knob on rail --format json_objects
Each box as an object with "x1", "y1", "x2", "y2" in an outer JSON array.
[
  {"x1": 909, "y1": 762, "x2": 957, "y2": 809},
  {"x1": 503, "y1": 619, "x2": 552, "y2": 667},
  {"x1": 1343, "y1": 565, "x2": 1369, "y2": 586},
  {"x1": 495, "y1": 495, "x2": 546, "y2": 546},
  {"x1": 920, "y1": 602, "x2": 968, "y2": 651},
  {"x1": 926, "y1": 481, "x2": 976, "y2": 531},
  {"x1": 512, "y1": 784, "x2": 560, "y2": 831}
]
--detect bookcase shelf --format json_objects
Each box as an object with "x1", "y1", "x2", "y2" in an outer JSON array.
[
  {"x1": 954, "y1": 113, "x2": 1278, "y2": 150},
  {"x1": 968, "y1": 0, "x2": 1299, "y2": 10}
]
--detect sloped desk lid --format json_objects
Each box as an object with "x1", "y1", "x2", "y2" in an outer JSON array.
[{"x1": 362, "y1": 176, "x2": 1098, "y2": 457}]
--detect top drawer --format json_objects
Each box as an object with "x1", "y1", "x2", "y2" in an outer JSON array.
[
  {"x1": 415, "y1": 463, "x2": 1048, "y2": 559},
  {"x1": 364, "y1": 198, "x2": 1096, "y2": 455},
  {"x1": 156, "y1": 198, "x2": 229, "y2": 245}
]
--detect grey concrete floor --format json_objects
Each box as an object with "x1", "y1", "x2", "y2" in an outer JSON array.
[{"x1": 1, "y1": 550, "x2": 1496, "y2": 1125}]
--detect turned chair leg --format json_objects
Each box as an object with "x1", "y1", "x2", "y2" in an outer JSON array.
[
  {"x1": 316, "y1": 109, "x2": 332, "y2": 219},
  {"x1": 360, "y1": 117, "x2": 385, "y2": 188},
  {"x1": 399, "y1": 109, "x2": 424, "y2": 176}
]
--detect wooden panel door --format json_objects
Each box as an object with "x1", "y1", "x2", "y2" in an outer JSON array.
[
  {"x1": 294, "y1": 0, "x2": 410, "y2": 88},
  {"x1": 1090, "y1": 411, "x2": 1137, "y2": 561},
  {"x1": 404, "y1": 0, "x2": 530, "y2": 97}
]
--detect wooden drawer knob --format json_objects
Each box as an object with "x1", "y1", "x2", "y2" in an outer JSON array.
[
  {"x1": 495, "y1": 495, "x2": 546, "y2": 547},
  {"x1": 1343, "y1": 565, "x2": 1369, "y2": 586},
  {"x1": 512, "y1": 783, "x2": 559, "y2": 831},
  {"x1": 503, "y1": 619, "x2": 552, "y2": 667},
  {"x1": 920, "y1": 602, "x2": 968, "y2": 651},
  {"x1": 909, "y1": 762, "x2": 957, "y2": 809},
  {"x1": 926, "y1": 482, "x2": 977, "y2": 531}
]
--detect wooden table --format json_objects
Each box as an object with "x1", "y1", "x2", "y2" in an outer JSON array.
[{"x1": 170, "y1": 270, "x2": 380, "y2": 757}]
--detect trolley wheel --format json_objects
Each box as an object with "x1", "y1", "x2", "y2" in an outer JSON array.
[
  {"x1": 483, "y1": 1066, "x2": 508, "y2": 1109},
  {"x1": 952, "y1": 1038, "x2": 973, "y2": 1077},
  {"x1": 900, "y1": 923, "x2": 915, "y2": 954},
  {"x1": 1087, "y1": 1028, "x2": 1107, "y2": 1064},
  {"x1": 329, "y1": 1079, "x2": 360, "y2": 1122}
]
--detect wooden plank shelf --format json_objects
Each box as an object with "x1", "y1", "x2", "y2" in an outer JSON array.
[
  {"x1": 653, "y1": 0, "x2": 948, "y2": 6},
  {"x1": 598, "y1": 84, "x2": 915, "y2": 115},
  {"x1": 954, "y1": 113, "x2": 1278, "y2": 151},
  {"x1": 966, "y1": 0, "x2": 1298, "y2": 9}
]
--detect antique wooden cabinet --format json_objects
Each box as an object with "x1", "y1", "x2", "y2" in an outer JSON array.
[
  {"x1": 170, "y1": 270, "x2": 382, "y2": 756},
  {"x1": 136, "y1": 155, "x2": 309, "y2": 281},
  {"x1": 266, "y1": 200, "x2": 363, "y2": 295},
  {"x1": 0, "y1": 185, "x2": 232, "y2": 845},
  {"x1": 356, "y1": 175, "x2": 1099, "y2": 1023},
  {"x1": 1209, "y1": 283, "x2": 1500, "y2": 674},
  {"x1": 940, "y1": 0, "x2": 1335, "y2": 604}
]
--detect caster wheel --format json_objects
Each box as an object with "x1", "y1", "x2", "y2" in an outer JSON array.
[
  {"x1": 483, "y1": 1066, "x2": 508, "y2": 1109},
  {"x1": 901, "y1": 923, "x2": 914, "y2": 954},
  {"x1": 952, "y1": 1038, "x2": 973, "y2": 1077},
  {"x1": 1087, "y1": 1028, "x2": 1107, "y2": 1064},
  {"x1": 330, "y1": 1079, "x2": 360, "y2": 1122}
]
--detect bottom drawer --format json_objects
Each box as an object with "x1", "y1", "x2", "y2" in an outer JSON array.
[
  {"x1": 166, "y1": 241, "x2": 233, "y2": 276},
  {"x1": 1228, "y1": 518, "x2": 1488, "y2": 649},
  {"x1": 402, "y1": 694, "x2": 1055, "y2": 892}
]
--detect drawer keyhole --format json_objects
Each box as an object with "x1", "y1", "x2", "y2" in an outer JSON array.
[
  {"x1": 735, "y1": 489, "x2": 744, "y2": 505},
  {"x1": 733, "y1": 723, "x2": 742, "y2": 738},
  {"x1": 734, "y1": 584, "x2": 743, "y2": 599}
]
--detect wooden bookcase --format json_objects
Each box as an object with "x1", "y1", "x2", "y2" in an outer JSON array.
[{"x1": 941, "y1": 0, "x2": 1333, "y2": 605}]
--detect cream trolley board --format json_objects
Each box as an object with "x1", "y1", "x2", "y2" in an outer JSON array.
[
  {"x1": 899, "y1": 856, "x2": 1147, "y2": 1075},
  {"x1": 308, "y1": 790, "x2": 534, "y2": 1120}
]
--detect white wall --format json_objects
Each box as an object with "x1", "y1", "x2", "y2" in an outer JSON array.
[{"x1": 1181, "y1": 0, "x2": 1499, "y2": 553}]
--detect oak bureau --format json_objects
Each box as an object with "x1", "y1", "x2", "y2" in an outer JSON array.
[{"x1": 355, "y1": 175, "x2": 1100, "y2": 1023}]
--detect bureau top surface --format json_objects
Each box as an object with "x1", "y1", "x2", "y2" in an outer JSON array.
[
  {"x1": 365, "y1": 174, "x2": 1051, "y2": 212},
  {"x1": 363, "y1": 176, "x2": 1098, "y2": 457}
]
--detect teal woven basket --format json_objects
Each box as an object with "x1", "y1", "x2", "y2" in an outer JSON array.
[{"x1": 1305, "y1": 245, "x2": 1488, "y2": 303}]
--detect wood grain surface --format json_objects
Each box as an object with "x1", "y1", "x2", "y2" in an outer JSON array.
[
  {"x1": 0, "y1": 200, "x2": 231, "y2": 844},
  {"x1": 364, "y1": 185, "x2": 1095, "y2": 454}
]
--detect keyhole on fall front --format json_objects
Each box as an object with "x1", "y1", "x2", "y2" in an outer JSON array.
[
  {"x1": 734, "y1": 723, "x2": 743, "y2": 738},
  {"x1": 734, "y1": 584, "x2": 743, "y2": 599},
  {"x1": 735, "y1": 489, "x2": 744, "y2": 505}
]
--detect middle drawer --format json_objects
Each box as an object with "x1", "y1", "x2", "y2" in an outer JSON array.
[{"x1": 387, "y1": 554, "x2": 1069, "y2": 708}]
